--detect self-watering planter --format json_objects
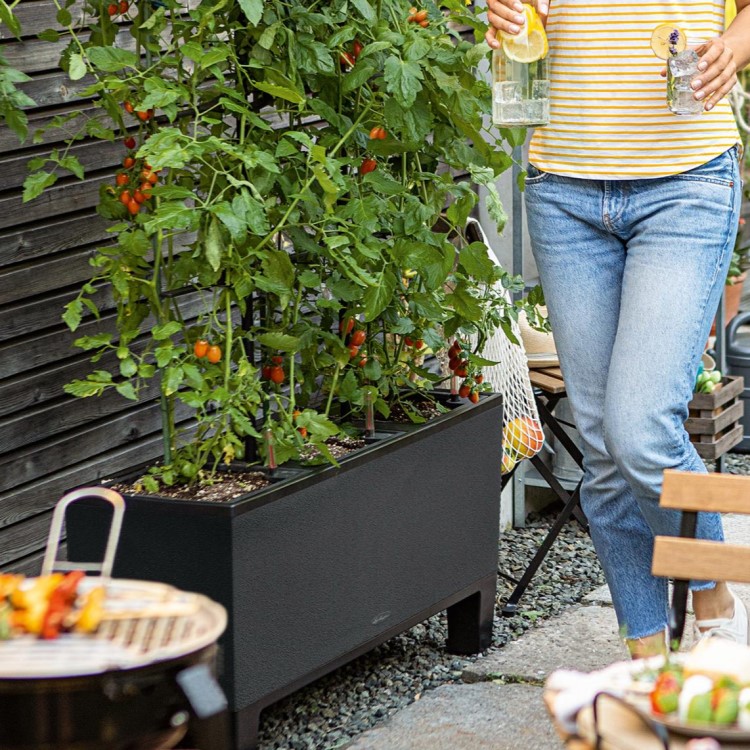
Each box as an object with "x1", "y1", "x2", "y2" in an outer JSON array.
[{"x1": 67, "y1": 392, "x2": 503, "y2": 750}]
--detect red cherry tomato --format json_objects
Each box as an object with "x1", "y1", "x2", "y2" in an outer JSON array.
[
  {"x1": 348, "y1": 344, "x2": 360, "y2": 359},
  {"x1": 339, "y1": 318, "x2": 355, "y2": 336},
  {"x1": 119, "y1": 0, "x2": 128, "y2": 12},
  {"x1": 475, "y1": 374, "x2": 484, "y2": 384},
  {"x1": 269, "y1": 365, "x2": 284, "y2": 384},
  {"x1": 123, "y1": 136, "x2": 136, "y2": 149},
  {"x1": 339, "y1": 51, "x2": 355, "y2": 67},
  {"x1": 271, "y1": 355, "x2": 283, "y2": 365},
  {"x1": 350, "y1": 329, "x2": 366, "y2": 347},
  {"x1": 459, "y1": 384, "x2": 471, "y2": 398},
  {"x1": 469, "y1": 390, "x2": 480, "y2": 404},
  {"x1": 107, "y1": 3, "x2": 118, "y2": 15},
  {"x1": 194, "y1": 339, "x2": 209, "y2": 358},
  {"x1": 352, "y1": 40, "x2": 364, "y2": 57},
  {"x1": 206, "y1": 345, "x2": 222, "y2": 364},
  {"x1": 261, "y1": 365, "x2": 273, "y2": 380},
  {"x1": 360, "y1": 158, "x2": 377, "y2": 175},
  {"x1": 454, "y1": 366, "x2": 468, "y2": 378}
]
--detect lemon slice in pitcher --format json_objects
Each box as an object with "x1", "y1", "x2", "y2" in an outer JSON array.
[
  {"x1": 503, "y1": 27, "x2": 548, "y2": 63},
  {"x1": 650, "y1": 24, "x2": 686, "y2": 59}
]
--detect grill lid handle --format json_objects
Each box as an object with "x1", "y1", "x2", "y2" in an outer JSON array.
[{"x1": 42, "y1": 487, "x2": 125, "y2": 580}]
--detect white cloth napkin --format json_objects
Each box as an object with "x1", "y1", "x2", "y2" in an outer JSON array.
[{"x1": 547, "y1": 657, "x2": 664, "y2": 733}]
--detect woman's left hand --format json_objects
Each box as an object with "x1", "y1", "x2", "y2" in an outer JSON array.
[{"x1": 691, "y1": 37, "x2": 738, "y2": 111}]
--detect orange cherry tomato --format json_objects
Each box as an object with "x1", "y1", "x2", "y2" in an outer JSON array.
[
  {"x1": 358, "y1": 357, "x2": 367, "y2": 368},
  {"x1": 348, "y1": 344, "x2": 360, "y2": 359},
  {"x1": 123, "y1": 156, "x2": 135, "y2": 169},
  {"x1": 369, "y1": 126, "x2": 381, "y2": 140},
  {"x1": 475, "y1": 374, "x2": 484, "y2": 384},
  {"x1": 419, "y1": 19, "x2": 429, "y2": 27},
  {"x1": 414, "y1": 9, "x2": 428, "y2": 21},
  {"x1": 194, "y1": 339, "x2": 209, "y2": 358},
  {"x1": 126, "y1": 199, "x2": 140, "y2": 216},
  {"x1": 269, "y1": 365, "x2": 284, "y2": 384},
  {"x1": 136, "y1": 110, "x2": 150, "y2": 122},
  {"x1": 124, "y1": 101, "x2": 134, "y2": 113},
  {"x1": 133, "y1": 190, "x2": 146, "y2": 204},
  {"x1": 206, "y1": 345, "x2": 222, "y2": 364},
  {"x1": 119, "y1": 190, "x2": 132, "y2": 205},
  {"x1": 360, "y1": 158, "x2": 377, "y2": 175},
  {"x1": 459, "y1": 384, "x2": 471, "y2": 398},
  {"x1": 115, "y1": 172, "x2": 128, "y2": 187},
  {"x1": 469, "y1": 390, "x2": 480, "y2": 404}
]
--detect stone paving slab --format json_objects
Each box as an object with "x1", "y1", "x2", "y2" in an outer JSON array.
[
  {"x1": 463, "y1": 605, "x2": 627, "y2": 684},
  {"x1": 343, "y1": 683, "x2": 561, "y2": 750},
  {"x1": 583, "y1": 583, "x2": 612, "y2": 606}
]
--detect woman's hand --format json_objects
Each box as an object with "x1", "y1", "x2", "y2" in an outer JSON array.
[
  {"x1": 485, "y1": 0, "x2": 549, "y2": 49},
  {"x1": 692, "y1": 37, "x2": 738, "y2": 111}
]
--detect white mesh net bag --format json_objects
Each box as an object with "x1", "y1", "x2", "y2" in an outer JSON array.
[{"x1": 465, "y1": 218, "x2": 544, "y2": 475}]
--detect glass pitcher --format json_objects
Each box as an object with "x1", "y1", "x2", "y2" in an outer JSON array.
[{"x1": 491, "y1": 9, "x2": 550, "y2": 128}]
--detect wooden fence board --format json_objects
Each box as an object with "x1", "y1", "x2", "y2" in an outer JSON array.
[
  {"x1": 0, "y1": 213, "x2": 110, "y2": 267},
  {"x1": 0, "y1": 432, "x2": 180, "y2": 531}
]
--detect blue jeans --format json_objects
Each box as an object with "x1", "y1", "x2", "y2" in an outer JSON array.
[{"x1": 524, "y1": 147, "x2": 742, "y2": 639}]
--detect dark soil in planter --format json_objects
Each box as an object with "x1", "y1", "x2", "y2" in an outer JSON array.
[
  {"x1": 388, "y1": 399, "x2": 446, "y2": 423},
  {"x1": 110, "y1": 470, "x2": 272, "y2": 503}
]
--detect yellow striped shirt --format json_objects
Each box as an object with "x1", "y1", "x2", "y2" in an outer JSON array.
[{"x1": 528, "y1": 0, "x2": 739, "y2": 179}]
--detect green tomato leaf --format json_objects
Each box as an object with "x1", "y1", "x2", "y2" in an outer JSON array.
[
  {"x1": 151, "y1": 321, "x2": 182, "y2": 340},
  {"x1": 239, "y1": 0, "x2": 264, "y2": 25},
  {"x1": 351, "y1": 0, "x2": 376, "y2": 21},
  {"x1": 22, "y1": 171, "x2": 57, "y2": 203},
  {"x1": 253, "y1": 81, "x2": 305, "y2": 105},
  {"x1": 383, "y1": 56, "x2": 423, "y2": 108},
  {"x1": 115, "y1": 381, "x2": 138, "y2": 401},
  {"x1": 363, "y1": 271, "x2": 397, "y2": 321},
  {"x1": 87, "y1": 46, "x2": 138, "y2": 72},
  {"x1": 205, "y1": 215, "x2": 223, "y2": 272},
  {"x1": 459, "y1": 242, "x2": 495, "y2": 282},
  {"x1": 68, "y1": 53, "x2": 87, "y2": 81},
  {"x1": 257, "y1": 332, "x2": 301, "y2": 352}
]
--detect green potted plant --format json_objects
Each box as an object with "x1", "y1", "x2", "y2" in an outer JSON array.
[{"x1": 20, "y1": 0, "x2": 544, "y2": 745}]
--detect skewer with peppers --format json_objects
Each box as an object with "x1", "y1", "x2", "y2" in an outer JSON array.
[{"x1": 0, "y1": 571, "x2": 105, "y2": 639}]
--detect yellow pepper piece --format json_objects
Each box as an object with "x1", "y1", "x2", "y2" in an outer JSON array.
[{"x1": 75, "y1": 586, "x2": 105, "y2": 633}]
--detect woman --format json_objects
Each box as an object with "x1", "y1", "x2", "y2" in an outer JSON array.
[{"x1": 486, "y1": 0, "x2": 750, "y2": 656}]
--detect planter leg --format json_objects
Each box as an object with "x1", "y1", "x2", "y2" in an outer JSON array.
[
  {"x1": 230, "y1": 704, "x2": 261, "y2": 750},
  {"x1": 445, "y1": 573, "x2": 496, "y2": 654}
]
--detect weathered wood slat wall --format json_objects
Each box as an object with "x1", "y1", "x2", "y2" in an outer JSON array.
[{"x1": 0, "y1": 0, "x2": 194, "y2": 572}]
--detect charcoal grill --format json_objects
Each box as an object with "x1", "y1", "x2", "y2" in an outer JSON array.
[{"x1": 0, "y1": 488, "x2": 229, "y2": 750}]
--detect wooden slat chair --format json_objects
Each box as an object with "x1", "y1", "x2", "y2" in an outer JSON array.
[{"x1": 652, "y1": 469, "x2": 750, "y2": 649}]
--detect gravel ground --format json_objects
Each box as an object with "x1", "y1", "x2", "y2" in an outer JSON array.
[{"x1": 256, "y1": 452, "x2": 750, "y2": 750}]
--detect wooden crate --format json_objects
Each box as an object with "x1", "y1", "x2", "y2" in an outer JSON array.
[{"x1": 686, "y1": 375, "x2": 745, "y2": 460}]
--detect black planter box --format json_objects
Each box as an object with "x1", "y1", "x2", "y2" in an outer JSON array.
[{"x1": 67, "y1": 392, "x2": 503, "y2": 750}]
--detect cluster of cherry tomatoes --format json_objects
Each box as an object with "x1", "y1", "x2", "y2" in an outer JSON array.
[
  {"x1": 114, "y1": 134, "x2": 159, "y2": 216},
  {"x1": 407, "y1": 7, "x2": 430, "y2": 27},
  {"x1": 193, "y1": 339, "x2": 222, "y2": 364},
  {"x1": 261, "y1": 356, "x2": 285, "y2": 385},
  {"x1": 124, "y1": 101, "x2": 155, "y2": 123},
  {"x1": 292, "y1": 410, "x2": 307, "y2": 438},
  {"x1": 339, "y1": 39, "x2": 364, "y2": 68},
  {"x1": 448, "y1": 340, "x2": 483, "y2": 403},
  {"x1": 107, "y1": 1, "x2": 128, "y2": 16},
  {"x1": 340, "y1": 318, "x2": 368, "y2": 368}
]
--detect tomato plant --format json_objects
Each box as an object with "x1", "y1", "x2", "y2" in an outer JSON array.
[{"x1": 23, "y1": 0, "x2": 547, "y2": 487}]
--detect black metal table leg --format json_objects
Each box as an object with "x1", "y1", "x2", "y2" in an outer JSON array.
[{"x1": 502, "y1": 453, "x2": 583, "y2": 616}]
